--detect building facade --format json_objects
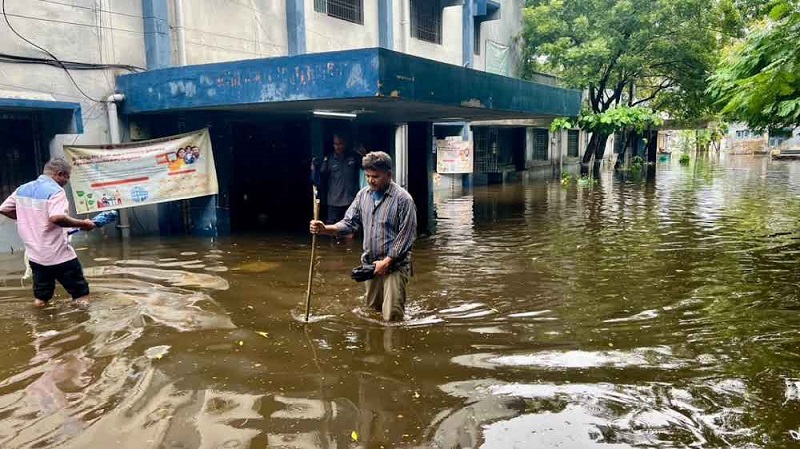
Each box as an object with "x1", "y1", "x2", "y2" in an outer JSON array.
[{"x1": 0, "y1": 0, "x2": 581, "y2": 250}]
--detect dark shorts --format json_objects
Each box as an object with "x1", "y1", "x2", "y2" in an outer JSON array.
[
  {"x1": 326, "y1": 205, "x2": 349, "y2": 224},
  {"x1": 29, "y1": 258, "x2": 90, "y2": 302}
]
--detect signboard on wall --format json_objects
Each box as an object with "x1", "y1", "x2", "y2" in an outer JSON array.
[
  {"x1": 63, "y1": 128, "x2": 218, "y2": 214},
  {"x1": 436, "y1": 138, "x2": 473, "y2": 174},
  {"x1": 486, "y1": 40, "x2": 511, "y2": 76}
]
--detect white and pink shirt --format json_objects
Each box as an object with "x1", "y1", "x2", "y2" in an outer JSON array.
[{"x1": 0, "y1": 175, "x2": 77, "y2": 266}]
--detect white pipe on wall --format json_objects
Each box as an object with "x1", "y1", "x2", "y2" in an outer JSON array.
[
  {"x1": 174, "y1": 0, "x2": 187, "y2": 65},
  {"x1": 106, "y1": 94, "x2": 131, "y2": 241}
]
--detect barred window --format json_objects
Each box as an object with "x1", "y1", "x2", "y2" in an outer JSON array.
[
  {"x1": 314, "y1": 0, "x2": 363, "y2": 25},
  {"x1": 533, "y1": 130, "x2": 548, "y2": 160},
  {"x1": 411, "y1": 0, "x2": 442, "y2": 44},
  {"x1": 567, "y1": 130, "x2": 579, "y2": 157}
]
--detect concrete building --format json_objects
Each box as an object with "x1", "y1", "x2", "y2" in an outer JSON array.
[{"x1": 0, "y1": 0, "x2": 580, "y2": 250}]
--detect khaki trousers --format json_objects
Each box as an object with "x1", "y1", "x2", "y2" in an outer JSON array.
[{"x1": 364, "y1": 266, "x2": 409, "y2": 322}]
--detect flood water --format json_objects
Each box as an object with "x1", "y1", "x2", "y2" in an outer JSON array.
[{"x1": 1, "y1": 155, "x2": 800, "y2": 448}]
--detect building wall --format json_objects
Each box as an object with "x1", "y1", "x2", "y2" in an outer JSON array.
[
  {"x1": 721, "y1": 123, "x2": 769, "y2": 154},
  {"x1": 392, "y1": 2, "x2": 464, "y2": 65},
  {"x1": 169, "y1": 0, "x2": 289, "y2": 64},
  {"x1": 0, "y1": 0, "x2": 554, "y2": 249},
  {"x1": 472, "y1": 0, "x2": 523, "y2": 76},
  {"x1": 305, "y1": 1, "x2": 379, "y2": 52},
  {"x1": 0, "y1": 0, "x2": 146, "y2": 152},
  {"x1": 0, "y1": 0, "x2": 148, "y2": 251}
]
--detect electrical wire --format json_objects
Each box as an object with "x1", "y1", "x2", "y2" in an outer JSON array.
[
  {"x1": 36, "y1": 0, "x2": 143, "y2": 20},
  {"x1": 0, "y1": 52, "x2": 143, "y2": 71},
  {"x1": 2, "y1": 10, "x2": 141, "y2": 34},
  {"x1": 2, "y1": 0, "x2": 104, "y2": 102}
]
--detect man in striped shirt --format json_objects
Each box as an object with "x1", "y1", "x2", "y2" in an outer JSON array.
[
  {"x1": 310, "y1": 151, "x2": 417, "y2": 321},
  {"x1": 0, "y1": 158, "x2": 96, "y2": 308}
]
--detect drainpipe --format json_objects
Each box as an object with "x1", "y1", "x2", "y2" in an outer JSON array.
[
  {"x1": 106, "y1": 94, "x2": 130, "y2": 241},
  {"x1": 173, "y1": 0, "x2": 187, "y2": 65}
]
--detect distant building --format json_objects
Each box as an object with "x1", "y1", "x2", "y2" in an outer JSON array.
[{"x1": 721, "y1": 123, "x2": 791, "y2": 154}]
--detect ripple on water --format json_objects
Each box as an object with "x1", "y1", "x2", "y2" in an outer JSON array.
[
  {"x1": 85, "y1": 265, "x2": 229, "y2": 290},
  {"x1": 437, "y1": 378, "x2": 755, "y2": 448},
  {"x1": 451, "y1": 347, "x2": 685, "y2": 370}
]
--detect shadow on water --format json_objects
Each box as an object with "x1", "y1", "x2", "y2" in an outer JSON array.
[{"x1": 0, "y1": 154, "x2": 799, "y2": 447}]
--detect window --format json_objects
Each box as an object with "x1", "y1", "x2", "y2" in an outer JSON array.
[
  {"x1": 567, "y1": 130, "x2": 580, "y2": 157},
  {"x1": 473, "y1": 127, "x2": 498, "y2": 172},
  {"x1": 735, "y1": 129, "x2": 761, "y2": 140},
  {"x1": 474, "y1": 18, "x2": 481, "y2": 55},
  {"x1": 533, "y1": 130, "x2": 548, "y2": 160},
  {"x1": 411, "y1": 0, "x2": 442, "y2": 44},
  {"x1": 314, "y1": 0, "x2": 363, "y2": 25}
]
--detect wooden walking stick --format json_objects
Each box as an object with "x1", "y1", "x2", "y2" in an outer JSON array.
[{"x1": 304, "y1": 186, "x2": 320, "y2": 322}]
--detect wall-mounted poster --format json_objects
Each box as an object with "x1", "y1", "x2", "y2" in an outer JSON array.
[
  {"x1": 436, "y1": 138, "x2": 473, "y2": 174},
  {"x1": 63, "y1": 128, "x2": 218, "y2": 213}
]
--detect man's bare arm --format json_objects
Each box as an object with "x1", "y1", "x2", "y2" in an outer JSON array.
[{"x1": 49, "y1": 215, "x2": 95, "y2": 230}]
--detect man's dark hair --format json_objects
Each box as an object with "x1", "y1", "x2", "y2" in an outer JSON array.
[{"x1": 362, "y1": 151, "x2": 392, "y2": 172}]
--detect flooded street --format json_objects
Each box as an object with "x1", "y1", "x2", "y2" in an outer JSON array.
[{"x1": 2, "y1": 155, "x2": 800, "y2": 448}]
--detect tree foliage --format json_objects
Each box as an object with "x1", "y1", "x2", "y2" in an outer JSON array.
[
  {"x1": 520, "y1": 0, "x2": 737, "y2": 123},
  {"x1": 708, "y1": 1, "x2": 800, "y2": 132},
  {"x1": 577, "y1": 106, "x2": 664, "y2": 136}
]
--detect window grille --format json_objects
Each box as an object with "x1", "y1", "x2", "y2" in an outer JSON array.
[
  {"x1": 533, "y1": 129, "x2": 548, "y2": 160},
  {"x1": 314, "y1": 0, "x2": 363, "y2": 25},
  {"x1": 567, "y1": 130, "x2": 579, "y2": 157},
  {"x1": 474, "y1": 18, "x2": 481, "y2": 55},
  {"x1": 411, "y1": 0, "x2": 442, "y2": 44},
  {"x1": 474, "y1": 127, "x2": 498, "y2": 173}
]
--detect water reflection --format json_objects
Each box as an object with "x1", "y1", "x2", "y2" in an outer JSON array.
[{"x1": 0, "y1": 156, "x2": 799, "y2": 447}]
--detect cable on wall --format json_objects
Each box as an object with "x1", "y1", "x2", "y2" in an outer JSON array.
[{"x1": 2, "y1": 0, "x2": 106, "y2": 102}]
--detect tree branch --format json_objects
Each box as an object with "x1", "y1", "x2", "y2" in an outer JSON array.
[{"x1": 631, "y1": 79, "x2": 677, "y2": 106}]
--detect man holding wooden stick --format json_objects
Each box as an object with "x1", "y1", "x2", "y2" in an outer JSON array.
[{"x1": 309, "y1": 151, "x2": 417, "y2": 322}]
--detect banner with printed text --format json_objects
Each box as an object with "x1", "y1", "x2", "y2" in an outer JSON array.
[
  {"x1": 436, "y1": 139, "x2": 473, "y2": 174},
  {"x1": 63, "y1": 128, "x2": 218, "y2": 214}
]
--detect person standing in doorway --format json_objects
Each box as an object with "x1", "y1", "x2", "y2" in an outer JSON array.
[
  {"x1": 0, "y1": 158, "x2": 96, "y2": 308},
  {"x1": 312, "y1": 134, "x2": 361, "y2": 224},
  {"x1": 309, "y1": 151, "x2": 417, "y2": 322}
]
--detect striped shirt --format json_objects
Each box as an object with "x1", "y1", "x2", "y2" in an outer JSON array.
[
  {"x1": 336, "y1": 182, "x2": 417, "y2": 265},
  {"x1": 0, "y1": 175, "x2": 77, "y2": 266}
]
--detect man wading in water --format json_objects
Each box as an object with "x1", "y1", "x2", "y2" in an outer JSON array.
[
  {"x1": 309, "y1": 151, "x2": 417, "y2": 322},
  {"x1": 0, "y1": 158, "x2": 96, "y2": 308}
]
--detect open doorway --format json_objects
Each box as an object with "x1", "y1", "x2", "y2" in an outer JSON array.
[
  {"x1": 229, "y1": 120, "x2": 312, "y2": 232},
  {"x1": 0, "y1": 116, "x2": 39, "y2": 199}
]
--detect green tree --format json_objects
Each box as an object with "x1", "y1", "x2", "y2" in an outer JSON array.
[
  {"x1": 708, "y1": 1, "x2": 800, "y2": 132},
  {"x1": 520, "y1": 0, "x2": 737, "y2": 169}
]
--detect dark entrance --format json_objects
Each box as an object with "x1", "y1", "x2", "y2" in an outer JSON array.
[
  {"x1": 229, "y1": 120, "x2": 312, "y2": 232},
  {"x1": 0, "y1": 116, "x2": 40, "y2": 199}
]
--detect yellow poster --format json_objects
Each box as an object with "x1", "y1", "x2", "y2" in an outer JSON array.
[
  {"x1": 436, "y1": 139, "x2": 473, "y2": 174},
  {"x1": 63, "y1": 128, "x2": 218, "y2": 214}
]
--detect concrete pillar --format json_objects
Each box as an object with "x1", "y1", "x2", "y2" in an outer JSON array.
[
  {"x1": 408, "y1": 122, "x2": 435, "y2": 236},
  {"x1": 379, "y1": 0, "x2": 394, "y2": 49},
  {"x1": 142, "y1": 0, "x2": 171, "y2": 69},
  {"x1": 286, "y1": 0, "x2": 306, "y2": 55},
  {"x1": 525, "y1": 127, "x2": 534, "y2": 166},
  {"x1": 462, "y1": 0, "x2": 475, "y2": 67},
  {"x1": 461, "y1": 124, "x2": 473, "y2": 189},
  {"x1": 394, "y1": 124, "x2": 409, "y2": 189}
]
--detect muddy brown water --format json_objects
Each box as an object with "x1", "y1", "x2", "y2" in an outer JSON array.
[{"x1": 1, "y1": 155, "x2": 800, "y2": 448}]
